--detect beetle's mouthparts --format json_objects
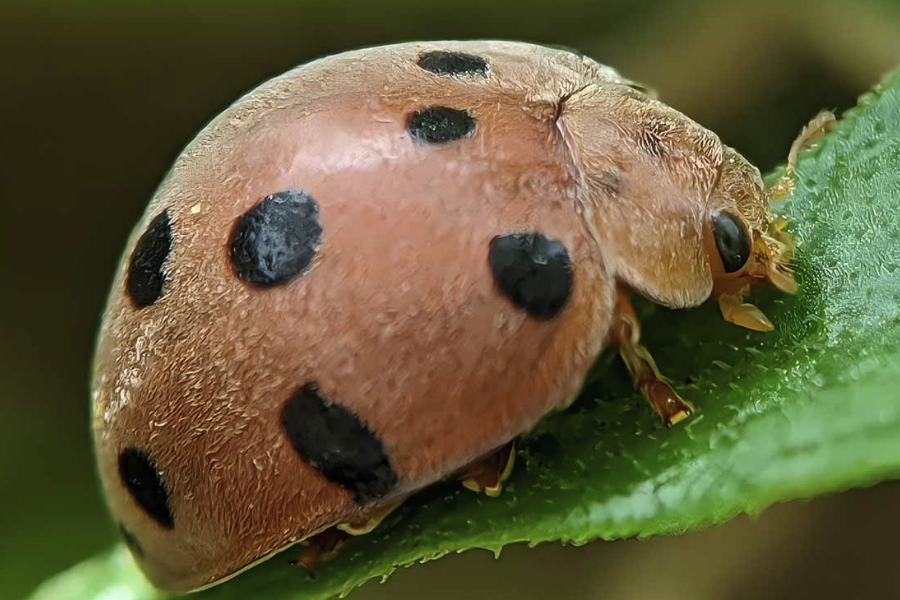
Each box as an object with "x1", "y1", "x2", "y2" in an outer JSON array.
[{"x1": 749, "y1": 217, "x2": 798, "y2": 294}]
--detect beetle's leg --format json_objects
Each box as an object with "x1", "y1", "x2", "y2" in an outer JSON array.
[
  {"x1": 292, "y1": 496, "x2": 408, "y2": 575},
  {"x1": 291, "y1": 528, "x2": 349, "y2": 576},
  {"x1": 612, "y1": 290, "x2": 693, "y2": 427},
  {"x1": 786, "y1": 110, "x2": 837, "y2": 173},
  {"x1": 336, "y1": 495, "x2": 408, "y2": 536},
  {"x1": 769, "y1": 110, "x2": 837, "y2": 200},
  {"x1": 458, "y1": 439, "x2": 516, "y2": 497}
]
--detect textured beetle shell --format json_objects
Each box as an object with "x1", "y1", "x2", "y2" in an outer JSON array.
[{"x1": 91, "y1": 40, "x2": 766, "y2": 592}]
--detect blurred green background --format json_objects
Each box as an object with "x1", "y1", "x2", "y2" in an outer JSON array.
[{"x1": 3, "y1": 1, "x2": 900, "y2": 599}]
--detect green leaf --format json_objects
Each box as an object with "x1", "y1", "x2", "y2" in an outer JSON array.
[{"x1": 29, "y1": 67, "x2": 900, "y2": 600}]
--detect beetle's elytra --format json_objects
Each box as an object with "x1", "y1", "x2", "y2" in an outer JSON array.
[{"x1": 92, "y1": 40, "x2": 800, "y2": 593}]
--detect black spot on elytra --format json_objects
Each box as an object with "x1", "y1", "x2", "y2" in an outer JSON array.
[
  {"x1": 713, "y1": 212, "x2": 751, "y2": 273},
  {"x1": 417, "y1": 51, "x2": 488, "y2": 76},
  {"x1": 118, "y1": 448, "x2": 174, "y2": 529},
  {"x1": 407, "y1": 107, "x2": 476, "y2": 144},
  {"x1": 119, "y1": 524, "x2": 144, "y2": 558},
  {"x1": 282, "y1": 383, "x2": 398, "y2": 504},
  {"x1": 230, "y1": 190, "x2": 323, "y2": 287},
  {"x1": 489, "y1": 232, "x2": 573, "y2": 319},
  {"x1": 127, "y1": 210, "x2": 172, "y2": 308}
]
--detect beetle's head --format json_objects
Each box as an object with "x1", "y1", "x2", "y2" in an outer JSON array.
[{"x1": 705, "y1": 146, "x2": 798, "y2": 298}]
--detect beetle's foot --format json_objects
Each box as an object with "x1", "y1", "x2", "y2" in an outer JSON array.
[
  {"x1": 459, "y1": 440, "x2": 516, "y2": 497},
  {"x1": 769, "y1": 109, "x2": 837, "y2": 201},
  {"x1": 336, "y1": 496, "x2": 408, "y2": 536},
  {"x1": 640, "y1": 372, "x2": 693, "y2": 428},
  {"x1": 292, "y1": 497, "x2": 408, "y2": 575},
  {"x1": 627, "y1": 344, "x2": 694, "y2": 427},
  {"x1": 290, "y1": 528, "x2": 349, "y2": 577},
  {"x1": 613, "y1": 288, "x2": 693, "y2": 427},
  {"x1": 718, "y1": 292, "x2": 774, "y2": 332}
]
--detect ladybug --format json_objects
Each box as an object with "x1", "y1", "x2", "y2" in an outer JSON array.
[{"x1": 91, "y1": 40, "x2": 802, "y2": 593}]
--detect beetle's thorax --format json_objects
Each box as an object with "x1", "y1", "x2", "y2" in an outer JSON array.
[
  {"x1": 560, "y1": 86, "x2": 727, "y2": 309},
  {"x1": 711, "y1": 145, "x2": 768, "y2": 233}
]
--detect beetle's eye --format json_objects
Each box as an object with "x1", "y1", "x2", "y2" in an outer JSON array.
[
  {"x1": 713, "y1": 212, "x2": 751, "y2": 273},
  {"x1": 118, "y1": 448, "x2": 174, "y2": 529}
]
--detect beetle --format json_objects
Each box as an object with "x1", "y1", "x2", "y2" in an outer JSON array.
[{"x1": 91, "y1": 40, "x2": 808, "y2": 593}]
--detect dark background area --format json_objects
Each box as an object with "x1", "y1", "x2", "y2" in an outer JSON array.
[{"x1": 3, "y1": 1, "x2": 900, "y2": 599}]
